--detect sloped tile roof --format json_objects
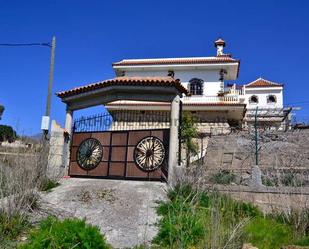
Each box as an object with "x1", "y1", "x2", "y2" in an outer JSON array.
[
  {"x1": 113, "y1": 55, "x2": 238, "y2": 66},
  {"x1": 245, "y1": 78, "x2": 283, "y2": 88},
  {"x1": 56, "y1": 77, "x2": 188, "y2": 98}
]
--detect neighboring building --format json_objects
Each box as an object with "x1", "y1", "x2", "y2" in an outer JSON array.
[
  {"x1": 107, "y1": 38, "x2": 290, "y2": 133},
  {"x1": 243, "y1": 78, "x2": 291, "y2": 129}
]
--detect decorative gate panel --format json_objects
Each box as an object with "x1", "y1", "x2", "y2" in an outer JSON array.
[{"x1": 69, "y1": 129, "x2": 169, "y2": 181}]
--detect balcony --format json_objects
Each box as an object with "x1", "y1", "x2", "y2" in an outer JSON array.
[{"x1": 183, "y1": 94, "x2": 244, "y2": 104}]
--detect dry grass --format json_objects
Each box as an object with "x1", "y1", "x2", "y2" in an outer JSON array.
[{"x1": 0, "y1": 140, "x2": 54, "y2": 247}]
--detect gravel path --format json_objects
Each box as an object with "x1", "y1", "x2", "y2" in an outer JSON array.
[{"x1": 39, "y1": 178, "x2": 167, "y2": 248}]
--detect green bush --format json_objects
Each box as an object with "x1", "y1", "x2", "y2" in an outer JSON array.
[
  {"x1": 244, "y1": 217, "x2": 293, "y2": 249},
  {"x1": 154, "y1": 185, "x2": 262, "y2": 248},
  {"x1": 0, "y1": 124, "x2": 17, "y2": 143},
  {"x1": 294, "y1": 236, "x2": 309, "y2": 246},
  {"x1": 262, "y1": 175, "x2": 278, "y2": 186},
  {"x1": 209, "y1": 170, "x2": 236, "y2": 185},
  {"x1": 39, "y1": 178, "x2": 59, "y2": 192},
  {"x1": 154, "y1": 184, "x2": 309, "y2": 249},
  {"x1": 272, "y1": 209, "x2": 309, "y2": 240},
  {"x1": 180, "y1": 112, "x2": 199, "y2": 166},
  {"x1": 19, "y1": 216, "x2": 111, "y2": 249}
]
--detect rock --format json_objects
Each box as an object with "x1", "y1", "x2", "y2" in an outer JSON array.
[
  {"x1": 250, "y1": 165, "x2": 264, "y2": 189},
  {"x1": 242, "y1": 243, "x2": 258, "y2": 249}
]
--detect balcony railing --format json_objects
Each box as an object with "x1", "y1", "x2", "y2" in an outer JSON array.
[
  {"x1": 183, "y1": 95, "x2": 243, "y2": 103},
  {"x1": 226, "y1": 88, "x2": 244, "y2": 95}
]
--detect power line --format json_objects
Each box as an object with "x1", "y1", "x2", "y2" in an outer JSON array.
[
  {"x1": 286, "y1": 101, "x2": 309, "y2": 105},
  {"x1": 0, "y1": 38, "x2": 56, "y2": 138},
  {"x1": 0, "y1": 42, "x2": 51, "y2": 48}
]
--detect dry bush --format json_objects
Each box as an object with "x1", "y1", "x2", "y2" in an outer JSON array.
[{"x1": 0, "y1": 141, "x2": 49, "y2": 217}]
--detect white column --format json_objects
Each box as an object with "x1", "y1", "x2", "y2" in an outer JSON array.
[
  {"x1": 62, "y1": 106, "x2": 73, "y2": 175},
  {"x1": 168, "y1": 95, "x2": 181, "y2": 187}
]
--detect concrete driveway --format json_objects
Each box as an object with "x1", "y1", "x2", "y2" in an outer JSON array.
[{"x1": 40, "y1": 178, "x2": 167, "y2": 248}]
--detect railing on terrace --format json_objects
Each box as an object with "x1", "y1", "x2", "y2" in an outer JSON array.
[
  {"x1": 226, "y1": 88, "x2": 244, "y2": 95},
  {"x1": 182, "y1": 95, "x2": 242, "y2": 103}
]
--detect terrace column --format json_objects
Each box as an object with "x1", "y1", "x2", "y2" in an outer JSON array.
[
  {"x1": 62, "y1": 106, "x2": 74, "y2": 175},
  {"x1": 168, "y1": 95, "x2": 181, "y2": 187}
]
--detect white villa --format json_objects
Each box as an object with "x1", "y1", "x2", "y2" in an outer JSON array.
[
  {"x1": 106, "y1": 38, "x2": 290, "y2": 132},
  {"x1": 53, "y1": 38, "x2": 292, "y2": 178}
]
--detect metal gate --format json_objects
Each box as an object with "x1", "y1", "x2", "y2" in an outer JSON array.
[{"x1": 69, "y1": 113, "x2": 170, "y2": 181}]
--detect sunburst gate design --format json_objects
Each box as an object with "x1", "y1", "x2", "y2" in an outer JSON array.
[
  {"x1": 134, "y1": 136, "x2": 166, "y2": 172},
  {"x1": 76, "y1": 138, "x2": 103, "y2": 170}
]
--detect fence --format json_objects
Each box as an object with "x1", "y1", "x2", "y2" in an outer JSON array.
[{"x1": 73, "y1": 110, "x2": 171, "y2": 133}]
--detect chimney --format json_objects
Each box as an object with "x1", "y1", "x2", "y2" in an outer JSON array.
[{"x1": 214, "y1": 38, "x2": 226, "y2": 56}]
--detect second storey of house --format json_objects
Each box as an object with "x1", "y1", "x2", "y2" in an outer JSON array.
[{"x1": 112, "y1": 39, "x2": 240, "y2": 98}]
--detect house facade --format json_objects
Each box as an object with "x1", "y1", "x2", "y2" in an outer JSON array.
[{"x1": 107, "y1": 38, "x2": 290, "y2": 133}]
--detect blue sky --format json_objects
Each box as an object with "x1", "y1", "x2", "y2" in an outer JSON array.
[{"x1": 0, "y1": 0, "x2": 308, "y2": 135}]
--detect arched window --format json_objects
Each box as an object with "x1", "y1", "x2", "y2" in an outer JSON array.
[
  {"x1": 267, "y1": 95, "x2": 277, "y2": 104},
  {"x1": 249, "y1": 95, "x2": 259, "y2": 104},
  {"x1": 189, "y1": 78, "x2": 204, "y2": 95}
]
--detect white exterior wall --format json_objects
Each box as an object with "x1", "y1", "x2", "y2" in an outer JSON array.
[
  {"x1": 244, "y1": 87, "x2": 283, "y2": 109},
  {"x1": 125, "y1": 69, "x2": 222, "y2": 96}
]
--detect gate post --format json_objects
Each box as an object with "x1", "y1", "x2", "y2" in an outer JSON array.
[
  {"x1": 168, "y1": 95, "x2": 181, "y2": 187},
  {"x1": 62, "y1": 106, "x2": 73, "y2": 175}
]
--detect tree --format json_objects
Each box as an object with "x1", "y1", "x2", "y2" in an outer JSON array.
[
  {"x1": 180, "y1": 112, "x2": 199, "y2": 167},
  {"x1": 0, "y1": 125, "x2": 17, "y2": 143},
  {"x1": 0, "y1": 105, "x2": 4, "y2": 120}
]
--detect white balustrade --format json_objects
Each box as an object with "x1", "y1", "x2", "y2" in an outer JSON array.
[{"x1": 183, "y1": 95, "x2": 241, "y2": 103}]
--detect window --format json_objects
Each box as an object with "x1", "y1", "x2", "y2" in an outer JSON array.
[
  {"x1": 189, "y1": 78, "x2": 204, "y2": 95},
  {"x1": 267, "y1": 95, "x2": 277, "y2": 104},
  {"x1": 249, "y1": 95, "x2": 259, "y2": 104}
]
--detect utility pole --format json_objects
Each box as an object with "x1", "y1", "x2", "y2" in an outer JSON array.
[
  {"x1": 0, "y1": 38, "x2": 56, "y2": 137},
  {"x1": 41, "y1": 36, "x2": 56, "y2": 138},
  {"x1": 254, "y1": 106, "x2": 259, "y2": 165}
]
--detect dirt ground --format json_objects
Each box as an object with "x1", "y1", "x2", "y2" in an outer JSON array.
[{"x1": 38, "y1": 178, "x2": 167, "y2": 248}]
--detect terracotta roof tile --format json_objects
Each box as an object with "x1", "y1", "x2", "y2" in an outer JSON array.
[
  {"x1": 245, "y1": 78, "x2": 283, "y2": 88},
  {"x1": 113, "y1": 56, "x2": 238, "y2": 66},
  {"x1": 56, "y1": 77, "x2": 188, "y2": 98}
]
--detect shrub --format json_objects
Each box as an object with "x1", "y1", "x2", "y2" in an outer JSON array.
[
  {"x1": 19, "y1": 216, "x2": 111, "y2": 249},
  {"x1": 209, "y1": 170, "x2": 236, "y2": 185},
  {"x1": 154, "y1": 185, "x2": 205, "y2": 247},
  {"x1": 294, "y1": 236, "x2": 309, "y2": 246},
  {"x1": 0, "y1": 125, "x2": 17, "y2": 143},
  {"x1": 244, "y1": 217, "x2": 293, "y2": 249},
  {"x1": 154, "y1": 185, "x2": 261, "y2": 248},
  {"x1": 180, "y1": 112, "x2": 199, "y2": 166},
  {"x1": 272, "y1": 208, "x2": 309, "y2": 239},
  {"x1": 154, "y1": 184, "x2": 308, "y2": 249},
  {"x1": 280, "y1": 173, "x2": 302, "y2": 187},
  {"x1": 39, "y1": 178, "x2": 59, "y2": 192},
  {"x1": 0, "y1": 212, "x2": 30, "y2": 247},
  {"x1": 262, "y1": 175, "x2": 278, "y2": 187}
]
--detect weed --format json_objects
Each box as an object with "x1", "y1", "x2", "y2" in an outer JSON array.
[
  {"x1": 244, "y1": 217, "x2": 293, "y2": 249},
  {"x1": 0, "y1": 212, "x2": 30, "y2": 248},
  {"x1": 209, "y1": 170, "x2": 236, "y2": 185},
  {"x1": 39, "y1": 178, "x2": 59, "y2": 192},
  {"x1": 19, "y1": 216, "x2": 111, "y2": 249},
  {"x1": 154, "y1": 184, "x2": 309, "y2": 249}
]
